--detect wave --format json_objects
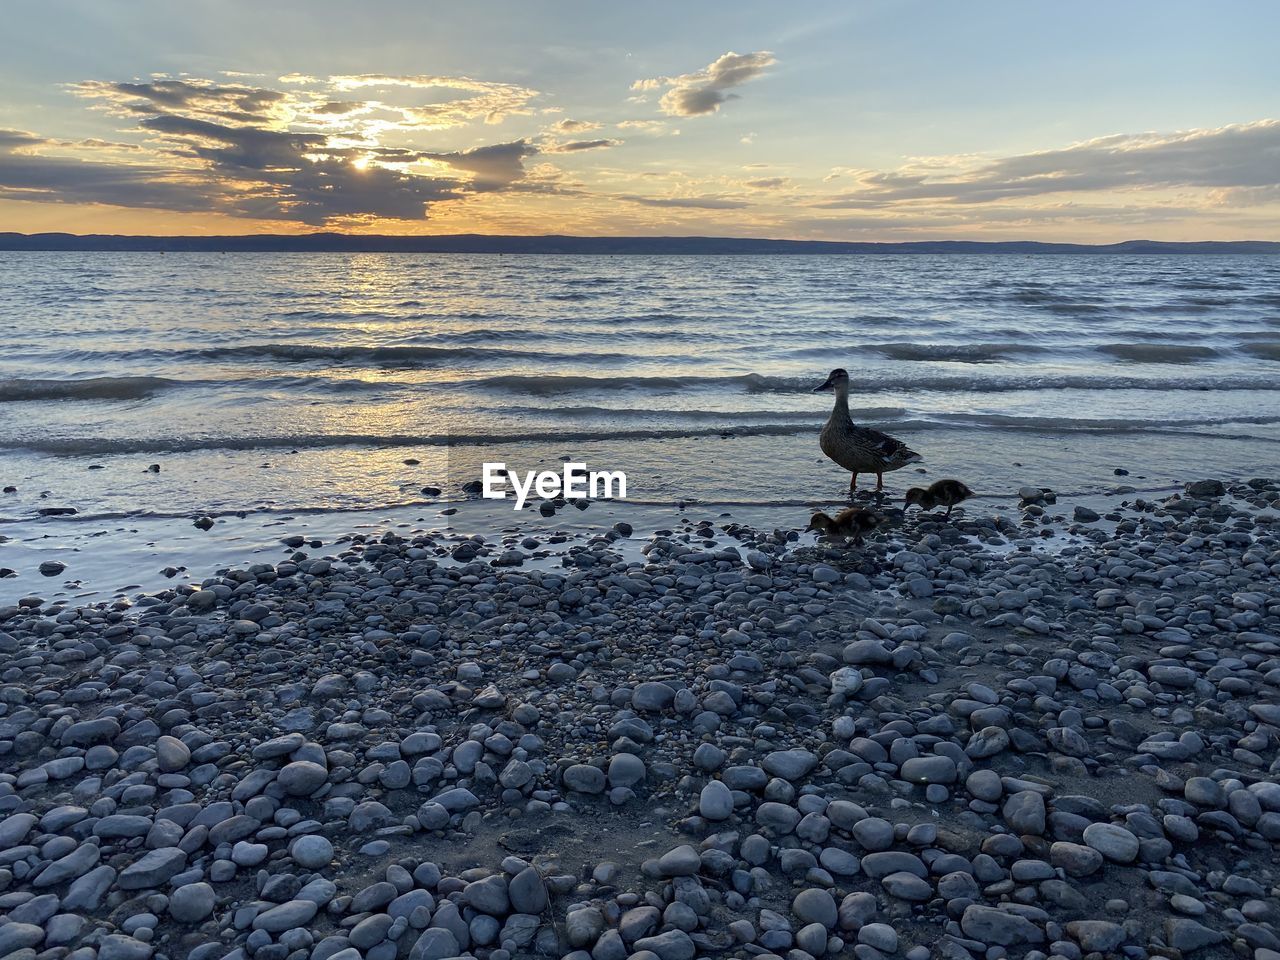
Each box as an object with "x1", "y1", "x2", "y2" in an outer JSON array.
[
  {"x1": 0, "y1": 376, "x2": 183, "y2": 402},
  {"x1": 0, "y1": 425, "x2": 815, "y2": 456},
  {"x1": 1241, "y1": 342, "x2": 1280, "y2": 361},
  {"x1": 7, "y1": 366, "x2": 1276, "y2": 408},
  {"x1": 522, "y1": 406, "x2": 1280, "y2": 432},
  {"x1": 1098, "y1": 343, "x2": 1219, "y2": 363},
  {"x1": 931, "y1": 411, "x2": 1280, "y2": 431},
  {"x1": 404, "y1": 326, "x2": 708, "y2": 346},
  {"x1": 859, "y1": 342, "x2": 1044, "y2": 363},
  {"x1": 477, "y1": 373, "x2": 753, "y2": 395},
  {"x1": 201, "y1": 343, "x2": 638, "y2": 366},
  {"x1": 1006, "y1": 288, "x2": 1110, "y2": 313},
  {"x1": 6, "y1": 411, "x2": 1279, "y2": 458},
  {"x1": 30, "y1": 334, "x2": 1280, "y2": 368},
  {"x1": 514, "y1": 405, "x2": 901, "y2": 423},
  {"x1": 46, "y1": 342, "x2": 642, "y2": 368},
  {"x1": 1169, "y1": 280, "x2": 1249, "y2": 292},
  {"x1": 0, "y1": 373, "x2": 431, "y2": 402},
  {"x1": 477, "y1": 371, "x2": 1280, "y2": 395}
]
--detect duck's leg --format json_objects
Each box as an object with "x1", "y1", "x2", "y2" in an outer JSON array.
[
  {"x1": 848, "y1": 473, "x2": 858, "y2": 493},
  {"x1": 945, "y1": 503, "x2": 954, "y2": 518},
  {"x1": 875, "y1": 472, "x2": 884, "y2": 491}
]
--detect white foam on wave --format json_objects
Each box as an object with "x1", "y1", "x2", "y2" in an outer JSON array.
[
  {"x1": 478, "y1": 371, "x2": 1280, "y2": 395},
  {"x1": 5, "y1": 409, "x2": 1280, "y2": 458}
]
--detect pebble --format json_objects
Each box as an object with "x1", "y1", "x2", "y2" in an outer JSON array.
[
  {"x1": 1004, "y1": 790, "x2": 1046, "y2": 835},
  {"x1": 961, "y1": 904, "x2": 1045, "y2": 945},
  {"x1": 169, "y1": 881, "x2": 216, "y2": 922},
  {"x1": 899, "y1": 755, "x2": 957, "y2": 784},
  {"x1": 1082, "y1": 822, "x2": 1140, "y2": 863},
  {"x1": 699, "y1": 780, "x2": 734, "y2": 820},
  {"x1": 763, "y1": 748, "x2": 819, "y2": 780},
  {"x1": 563, "y1": 764, "x2": 607, "y2": 794},
  {"x1": 656, "y1": 844, "x2": 701, "y2": 877},
  {"x1": 290, "y1": 835, "x2": 334, "y2": 868},
  {"x1": 278, "y1": 760, "x2": 328, "y2": 795},
  {"x1": 0, "y1": 475, "x2": 1274, "y2": 960}
]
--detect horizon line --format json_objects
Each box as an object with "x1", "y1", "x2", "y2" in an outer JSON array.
[
  {"x1": 1, "y1": 232, "x2": 1277, "y2": 254},
  {"x1": 3, "y1": 230, "x2": 1279, "y2": 242}
]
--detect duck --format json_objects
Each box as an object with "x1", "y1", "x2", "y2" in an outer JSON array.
[
  {"x1": 807, "y1": 506, "x2": 885, "y2": 544},
  {"x1": 905, "y1": 478, "x2": 974, "y2": 517},
  {"x1": 814, "y1": 368, "x2": 921, "y2": 492}
]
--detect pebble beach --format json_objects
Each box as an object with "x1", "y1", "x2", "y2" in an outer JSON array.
[
  {"x1": 3, "y1": 476, "x2": 1280, "y2": 960},
  {"x1": 4, "y1": 5, "x2": 1280, "y2": 959}
]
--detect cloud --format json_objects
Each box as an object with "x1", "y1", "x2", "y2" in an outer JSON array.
[
  {"x1": 261, "y1": 161, "x2": 459, "y2": 224},
  {"x1": 314, "y1": 100, "x2": 365, "y2": 116},
  {"x1": 542, "y1": 138, "x2": 621, "y2": 153},
  {"x1": 75, "y1": 78, "x2": 290, "y2": 126},
  {"x1": 0, "y1": 67, "x2": 588, "y2": 225},
  {"x1": 620, "y1": 194, "x2": 750, "y2": 209},
  {"x1": 616, "y1": 119, "x2": 672, "y2": 136},
  {"x1": 1213, "y1": 184, "x2": 1280, "y2": 207},
  {"x1": 0, "y1": 127, "x2": 235, "y2": 212},
  {"x1": 327, "y1": 74, "x2": 537, "y2": 125},
  {"x1": 744, "y1": 177, "x2": 788, "y2": 190},
  {"x1": 552, "y1": 119, "x2": 601, "y2": 133},
  {"x1": 817, "y1": 120, "x2": 1280, "y2": 208},
  {"x1": 75, "y1": 72, "x2": 541, "y2": 135},
  {"x1": 421, "y1": 140, "x2": 539, "y2": 191},
  {"x1": 140, "y1": 115, "x2": 328, "y2": 170},
  {"x1": 0, "y1": 129, "x2": 43, "y2": 149},
  {"x1": 634, "y1": 51, "x2": 776, "y2": 117},
  {"x1": 0, "y1": 121, "x2": 462, "y2": 225},
  {"x1": 130, "y1": 116, "x2": 460, "y2": 223}
]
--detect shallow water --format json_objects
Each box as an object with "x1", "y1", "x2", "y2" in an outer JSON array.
[
  {"x1": 1, "y1": 251, "x2": 1277, "y2": 595},
  {"x1": 0, "y1": 491, "x2": 1143, "y2": 607}
]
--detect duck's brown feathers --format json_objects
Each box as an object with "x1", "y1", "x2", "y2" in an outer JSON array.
[
  {"x1": 820, "y1": 419, "x2": 921, "y2": 475},
  {"x1": 808, "y1": 506, "x2": 885, "y2": 541},
  {"x1": 905, "y1": 479, "x2": 974, "y2": 515},
  {"x1": 818, "y1": 377, "x2": 921, "y2": 476}
]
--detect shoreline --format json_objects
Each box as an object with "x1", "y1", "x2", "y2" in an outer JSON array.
[
  {"x1": 1, "y1": 476, "x2": 1278, "y2": 959},
  {"x1": 0, "y1": 479, "x2": 1216, "y2": 607},
  {"x1": 4, "y1": 419, "x2": 1279, "y2": 530}
]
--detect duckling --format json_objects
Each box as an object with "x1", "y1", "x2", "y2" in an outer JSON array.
[
  {"x1": 904, "y1": 479, "x2": 974, "y2": 518},
  {"x1": 814, "y1": 368, "x2": 921, "y2": 492},
  {"x1": 807, "y1": 506, "x2": 885, "y2": 544}
]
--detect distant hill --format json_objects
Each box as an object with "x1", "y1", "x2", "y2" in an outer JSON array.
[{"x1": 0, "y1": 232, "x2": 1277, "y2": 255}]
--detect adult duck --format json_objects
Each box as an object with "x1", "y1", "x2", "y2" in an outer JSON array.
[{"x1": 814, "y1": 367, "x2": 921, "y2": 492}]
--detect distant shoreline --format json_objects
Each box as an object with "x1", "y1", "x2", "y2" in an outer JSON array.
[{"x1": 1, "y1": 232, "x2": 1277, "y2": 254}]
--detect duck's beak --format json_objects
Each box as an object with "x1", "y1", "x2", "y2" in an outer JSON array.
[{"x1": 813, "y1": 375, "x2": 835, "y2": 393}]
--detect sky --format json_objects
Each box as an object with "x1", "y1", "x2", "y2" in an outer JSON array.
[{"x1": 2, "y1": 0, "x2": 1278, "y2": 241}]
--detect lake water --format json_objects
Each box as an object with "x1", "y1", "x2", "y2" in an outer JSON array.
[
  {"x1": 4, "y1": 251, "x2": 1279, "y2": 509},
  {"x1": 1, "y1": 251, "x2": 1278, "y2": 599}
]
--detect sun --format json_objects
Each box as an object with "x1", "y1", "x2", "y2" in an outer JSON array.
[{"x1": 352, "y1": 156, "x2": 371, "y2": 171}]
